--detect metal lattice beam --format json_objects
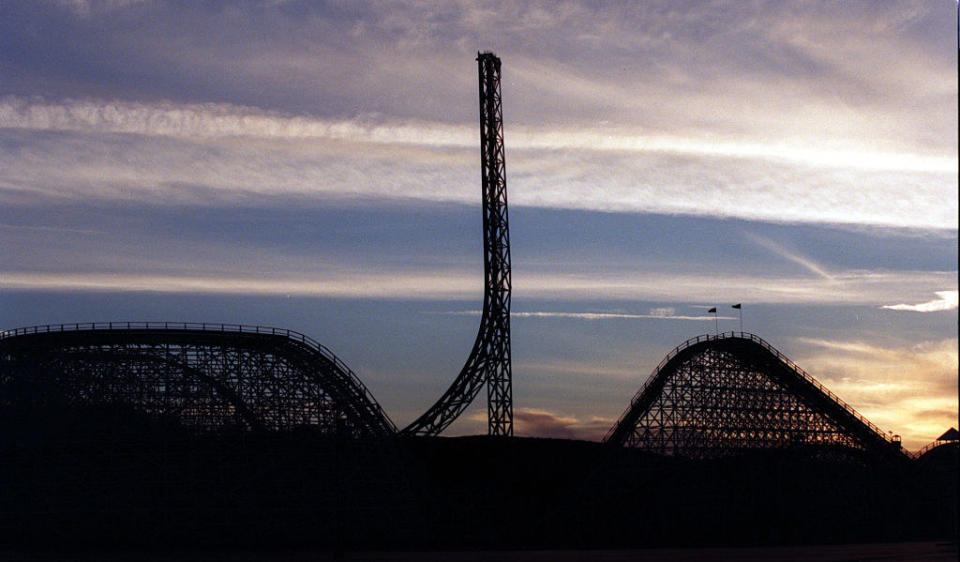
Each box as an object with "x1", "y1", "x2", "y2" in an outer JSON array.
[{"x1": 403, "y1": 52, "x2": 512, "y2": 436}]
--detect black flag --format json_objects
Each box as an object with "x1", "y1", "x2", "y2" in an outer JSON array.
[
  {"x1": 708, "y1": 307, "x2": 717, "y2": 313},
  {"x1": 732, "y1": 303, "x2": 741, "y2": 309}
]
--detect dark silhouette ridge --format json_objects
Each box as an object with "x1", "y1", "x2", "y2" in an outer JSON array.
[
  {"x1": 0, "y1": 324, "x2": 956, "y2": 548},
  {"x1": 1, "y1": 422, "x2": 956, "y2": 549}
]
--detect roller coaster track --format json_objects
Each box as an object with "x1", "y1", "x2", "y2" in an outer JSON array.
[
  {"x1": 2, "y1": 53, "x2": 513, "y2": 440},
  {"x1": 401, "y1": 52, "x2": 513, "y2": 437},
  {"x1": 911, "y1": 428, "x2": 959, "y2": 459},
  {"x1": 0, "y1": 322, "x2": 397, "y2": 436},
  {"x1": 604, "y1": 332, "x2": 906, "y2": 459},
  {"x1": 2, "y1": 54, "x2": 916, "y2": 456}
]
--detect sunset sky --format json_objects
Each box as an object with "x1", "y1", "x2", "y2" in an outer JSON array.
[{"x1": 1, "y1": 1, "x2": 957, "y2": 449}]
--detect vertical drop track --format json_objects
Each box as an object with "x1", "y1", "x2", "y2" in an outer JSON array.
[{"x1": 402, "y1": 52, "x2": 513, "y2": 437}]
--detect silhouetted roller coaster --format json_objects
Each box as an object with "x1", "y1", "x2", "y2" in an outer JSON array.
[
  {"x1": 604, "y1": 331, "x2": 905, "y2": 460},
  {"x1": 1, "y1": 53, "x2": 955, "y2": 549},
  {"x1": 0, "y1": 52, "x2": 916, "y2": 457},
  {"x1": 0, "y1": 322, "x2": 397, "y2": 438}
]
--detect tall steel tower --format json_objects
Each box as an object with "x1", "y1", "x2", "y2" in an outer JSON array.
[{"x1": 402, "y1": 52, "x2": 513, "y2": 437}]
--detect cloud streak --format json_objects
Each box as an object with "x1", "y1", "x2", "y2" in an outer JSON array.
[
  {"x1": 2, "y1": 269, "x2": 955, "y2": 307},
  {"x1": 5, "y1": 1, "x2": 954, "y2": 154},
  {"x1": 2, "y1": 98, "x2": 956, "y2": 230},
  {"x1": 511, "y1": 408, "x2": 613, "y2": 441},
  {"x1": 442, "y1": 310, "x2": 734, "y2": 321},
  {"x1": 0, "y1": 271, "x2": 480, "y2": 300},
  {"x1": 883, "y1": 290, "x2": 958, "y2": 312},
  {"x1": 0, "y1": 98, "x2": 474, "y2": 148},
  {"x1": 744, "y1": 231, "x2": 835, "y2": 280},
  {"x1": 3, "y1": 98, "x2": 954, "y2": 174}
]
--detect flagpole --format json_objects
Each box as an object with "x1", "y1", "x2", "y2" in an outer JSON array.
[{"x1": 732, "y1": 303, "x2": 742, "y2": 333}]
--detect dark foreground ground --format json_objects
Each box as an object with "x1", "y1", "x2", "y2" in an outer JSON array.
[
  {"x1": 2, "y1": 542, "x2": 957, "y2": 561},
  {"x1": 1, "y1": 424, "x2": 957, "y2": 551}
]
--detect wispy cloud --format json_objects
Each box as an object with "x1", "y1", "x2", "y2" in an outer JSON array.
[
  {"x1": 2, "y1": 98, "x2": 956, "y2": 229},
  {"x1": 499, "y1": 408, "x2": 613, "y2": 441},
  {"x1": 3, "y1": 98, "x2": 954, "y2": 174},
  {"x1": 54, "y1": 0, "x2": 151, "y2": 17},
  {"x1": 516, "y1": 269, "x2": 958, "y2": 306},
  {"x1": 743, "y1": 231, "x2": 835, "y2": 280},
  {"x1": 0, "y1": 98, "x2": 475, "y2": 147},
  {"x1": 520, "y1": 359, "x2": 644, "y2": 380},
  {"x1": 882, "y1": 290, "x2": 958, "y2": 312},
  {"x1": 794, "y1": 337, "x2": 958, "y2": 450},
  {"x1": 0, "y1": 271, "x2": 481, "y2": 300},
  {"x1": 7, "y1": 1, "x2": 955, "y2": 153},
  {"x1": 0, "y1": 222, "x2": 105, "y2": 235},
  {"x1": 440, "y1": 309, "x2": 733, "y2": 321},
  {"x1": 3, "y1": 269, "x2": 955, "y2": 307}
]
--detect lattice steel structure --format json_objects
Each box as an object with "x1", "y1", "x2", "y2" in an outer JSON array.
[
  {"x1": 0, "y1": 323, "x2": 397, "y2": 438},
  {"x1": 605, "y1": 332, "x2": 905, "y2": 459},
  {"x1": 403, "y1": 52, "x2": 513, "y2": 437}
]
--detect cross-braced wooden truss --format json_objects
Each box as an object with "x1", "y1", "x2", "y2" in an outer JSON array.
[
  {"x1": 0, "y1": 323, "x2": 397, "y2": 439},
  {"x1": 605, "y1": 333, "x2": 904, "y2": 460}
]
